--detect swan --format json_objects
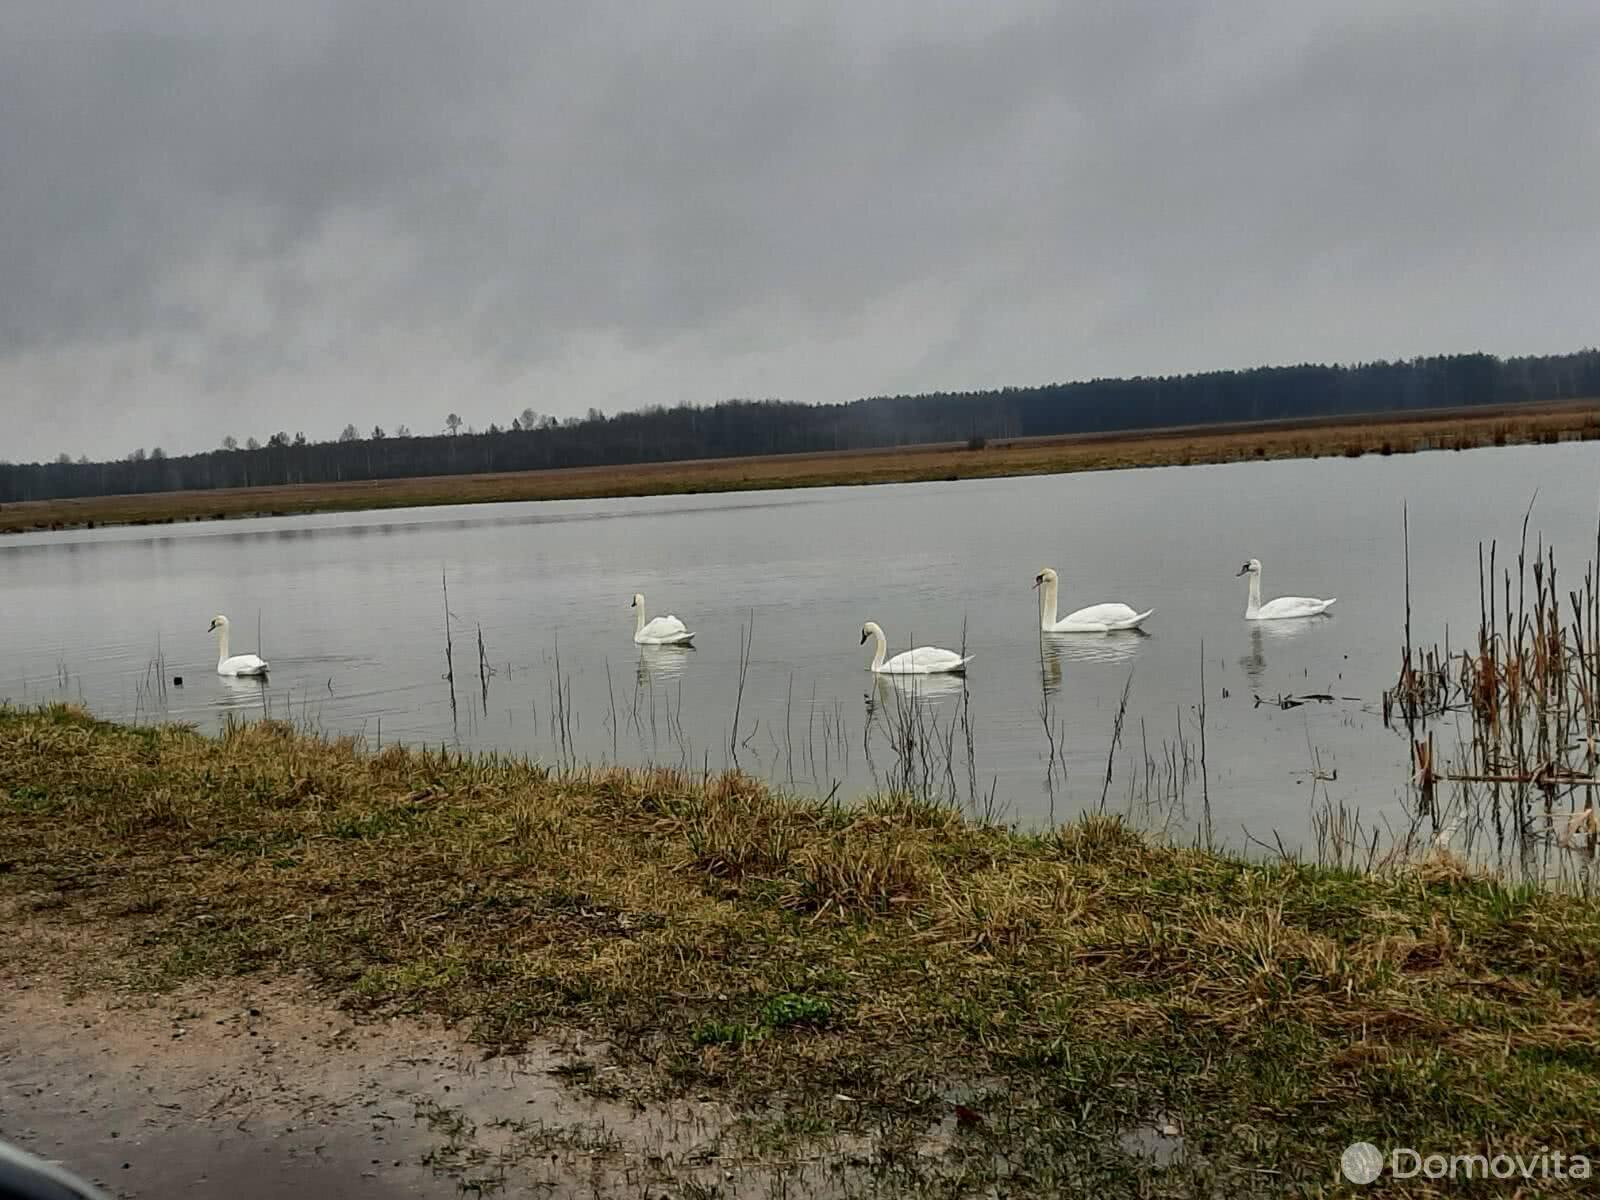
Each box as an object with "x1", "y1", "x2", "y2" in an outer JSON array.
[
  {"x1": 1237, "y1": 559, "x2": 1336, "y2": 620},
  {"x1": 1034, "y1": 567, "x2": 1153, "y2": 633},
  {"x1": 208, "y1": 615, "x2": 269, "y2": 676},
  {"x1": 859, "y1": 621, "x2": 971, "y2": 675},
  {"x1": 631, "y1": 593, "x2": 695, "y2": 645}
]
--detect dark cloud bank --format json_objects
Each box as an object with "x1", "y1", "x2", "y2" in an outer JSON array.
[{"x1": 3, "y1": 1, "x2": 1597, "y2": 461}]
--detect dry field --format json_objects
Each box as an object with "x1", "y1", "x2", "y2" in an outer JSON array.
[{"x1": 3, "y1": 399, "x2": 1598, "y2": 536}]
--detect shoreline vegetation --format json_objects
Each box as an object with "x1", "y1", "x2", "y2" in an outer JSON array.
[
  {"x1": 3, "y1": 398, "x2": 1598, "y2": 536},
  {"x1": 4, "y1": 704, "x2": 1600, "y2": 1194}
]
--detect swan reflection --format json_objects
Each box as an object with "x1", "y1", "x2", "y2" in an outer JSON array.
[
  {"x1": 1254, "y1": 614, "x2": 1327, "y2": 639},
  {"x1": 1239, "y1": 625, "x2": 1266, "y2": 683},
  {"x1": 866, "y1": 670, "x2": 966, "y2": 719},
  {"x1": 1040, "y1": 633, "x2": 1147, "y2": 695},
  {"x1": 1238, "y1": 618, "x2": 1326, "y2": 685},
  {"x1": 213, "y1": 673, "x2": 270, "y2": 715},
  {"x1": 636, "y1": 643, "x2": 693, "y2": 685}
]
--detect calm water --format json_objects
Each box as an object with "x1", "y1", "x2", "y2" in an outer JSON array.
[{"x1": 3, "y1": 443, "x2": 1593, "y2": 851}]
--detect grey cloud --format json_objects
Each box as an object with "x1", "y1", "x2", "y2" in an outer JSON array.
[{"x1": 3, "y1": 1, "x2": 1598, "y2": 460}]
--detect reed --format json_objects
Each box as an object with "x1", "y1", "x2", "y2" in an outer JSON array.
[
  {"x1": 1098, "y1": 669, "x2": 1134, "y2": 812},
  {"x1": 1384, "y1": 507, "x2": 1600, "y2": 889},
  {"x1": 440, "y1": 569, "x2": 457, "y2": 722}
]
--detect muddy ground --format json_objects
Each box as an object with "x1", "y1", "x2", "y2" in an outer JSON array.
[{"x1": 1, "y1": 967, "x2": 858, "y2": 1199}]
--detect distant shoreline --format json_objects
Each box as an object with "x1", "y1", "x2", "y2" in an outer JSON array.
[{"x1": 4, "y1": 398, "x2": 1597, "y2": 536}]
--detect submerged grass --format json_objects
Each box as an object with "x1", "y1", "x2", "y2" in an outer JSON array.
[{"x1": 4, "y1": 702, "x2": 1600, "y2": 1194}]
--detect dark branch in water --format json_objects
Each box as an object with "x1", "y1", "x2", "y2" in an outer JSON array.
[{"x1": 441, "y1": 569, "x2": 457, "y2": 724}]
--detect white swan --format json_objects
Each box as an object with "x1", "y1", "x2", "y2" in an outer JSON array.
[
  {"x1": 1033, "y1": 567, "x2": 1152, "y2": 633},
  {"x1": 1237, "y1": 559, "x2": 1336, "y2": 620},
  {"x1": 859, "y1": 621, "x2": 971, "y2": 675},
  {"x1": 208, "y1": 615, "x2": 269, "y2": 676},
  {"x1": 631, "y1": 593, "x2": 695, "y2": 645}
]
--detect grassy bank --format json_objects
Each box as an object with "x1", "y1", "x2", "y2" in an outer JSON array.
[
  {"x1": 4, "y1": 400, "x2": 1598, "y2": 535},
  {"x1": 4, "y1": 704, "x2": 1600, "y2": 1195}
]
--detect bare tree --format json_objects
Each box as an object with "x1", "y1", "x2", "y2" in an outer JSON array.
[
  {"x1": 339, "y1": 423, "x2": 361, "y2": 442},
  {"x1": 520, "y1": 407, "x2": 538, "y2": 431},
  {"x1": 371, "y1": 424, "x2": 386, "y2": 440},
  {"x1": 445, "y1": 413, "x2": 463, "y2": 436},
  {"x1": 55, "y1": 452, "x2": 72, "y2": 465},
  {"x1": 221, "y1": 435, "x2": 238, "y2": 451},
  {"x1": 246, "y1": 436, "x2": 261, "y2": 451}
]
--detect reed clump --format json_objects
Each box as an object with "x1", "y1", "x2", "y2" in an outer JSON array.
[
  {"x1": 1386, "y1": 512, "x2": 1600, "y2": 885},
  {"x1": 5, "y1": 702, "x2": 1600, "y2": 1193}
]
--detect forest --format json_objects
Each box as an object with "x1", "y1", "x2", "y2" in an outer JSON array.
[{"x1": 4, "y1": 349, "x2": 1598, "y2": 503}]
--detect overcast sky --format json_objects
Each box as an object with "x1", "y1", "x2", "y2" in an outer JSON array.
[{"x1": 3, "y1": 1, "x2": 1598, "y2": 461}]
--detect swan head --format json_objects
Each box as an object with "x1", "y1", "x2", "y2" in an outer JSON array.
[
  {"x1": 859, "y1": 621, "x2": 882, "y2": 645},
  {"x1": 207, "y1": 614, "x2": 229, "y2": 632},
  {"x1": 630, "y1": 593, "x2": 644, "y2": 609},
  {"x1": 1033, "y1": 567, "x2": 1057, "y2": 590},
  {"x1": 1237, "y1": 559, "x2": 1262, "y2": 577}
]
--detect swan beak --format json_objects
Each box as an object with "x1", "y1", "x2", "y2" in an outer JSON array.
[
  {"x1": 1235, "y1": 565, "x2": 1249, "y2": 576},
  {"x1": 206, "y1": 620, "x2": 217, "y2": 631},
  {"x1": 859, "y1": 630, "x2": 869, "y2": 645},
  {"x1": 1032, "y1": 576, "x2": 1042, "y2": 589}
]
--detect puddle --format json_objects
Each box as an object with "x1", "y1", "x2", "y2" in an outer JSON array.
[
  {"x1": 0, "y1": 971, "x2": 853, "y2": 1198},
  {"x1": 1118, "y1": 1113, "x2": 1186, "y2": 1169},
  {"x1": 2, "y1": 937, "x2": 1188, "y2": 1197}
]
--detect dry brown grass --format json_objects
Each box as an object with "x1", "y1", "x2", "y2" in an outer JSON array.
[
  {"x1": 5, "y1": 703, "x2": 1600, "y2": 1193},
  {"x1": 5, "y1": 399, "x2": 1598, "y2": 536}
]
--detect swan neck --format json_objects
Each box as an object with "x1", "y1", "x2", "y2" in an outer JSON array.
[
  {"x1": 1040, "y1": 576, "x2": 1058, "y2": 629},
  {"x1": 216, "y1": 624, "x2": 230, "y2": 664},
  {"x1": 1246, "y1": 572, "x2": 1261, "y2": 617},
  {"x1": 634, "y1": 602, "x2": 646, "y2": 636},
  {"x1": 871, "y1": 627, "x2": 886, "y2": 671}
]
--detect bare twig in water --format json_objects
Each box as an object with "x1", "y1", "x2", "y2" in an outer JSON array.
[
  {"x1": 1199, "y1": 642, "x2": 1211, "y2": 851},
  {"x1": 476, "y1": 623, "x2": 494, "y2": 708},
  {"x1": 441, "y1": 570, "x2": 457, "y2": 721},
  {"x1": 729, "y1": 612, "x2": 754, "y2": 760},
  {"x1": 605, "y1": 659, "x2": 618, "y2": 762},
  {"x1": 1100, "y1": 669, "x2": 1134, "y2": 813}
]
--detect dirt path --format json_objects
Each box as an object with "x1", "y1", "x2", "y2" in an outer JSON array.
[{"x1": 1, "y1": 969, "x2": 822, "y2": 1199}]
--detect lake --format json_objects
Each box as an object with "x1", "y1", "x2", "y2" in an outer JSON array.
[{"x1": 3, "y1": 442, "x2": 1593, "y2": 855}]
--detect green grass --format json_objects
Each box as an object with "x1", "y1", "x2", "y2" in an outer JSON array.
[{"x1": 3, "y1": 702, "x2": 1600, "y2": 1195}]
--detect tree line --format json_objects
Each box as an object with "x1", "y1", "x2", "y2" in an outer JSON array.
[{"x1": 4, "y1": 349, "x2": 1597, "y2": 504}]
